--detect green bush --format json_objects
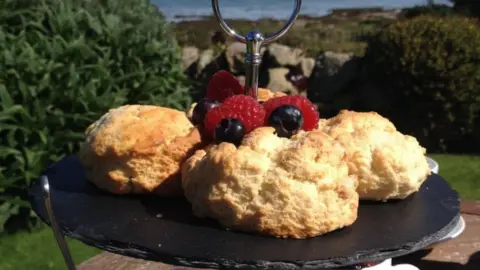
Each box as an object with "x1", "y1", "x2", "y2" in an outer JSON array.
[
  {"x1": 0, "y1": 0, "x2": 192, "y2": 233},
  {"x1": 362, "y1": 15, "x2": 480, "y2": 153},
  {"x1": 401, "y1": 4, "x2": 454, "y2": 19},
  {"x1": 451, "y1": 0, "x2": 480, "y2": 18}
]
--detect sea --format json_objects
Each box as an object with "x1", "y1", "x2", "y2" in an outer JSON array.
[{"x1": 152, "y1": 0, "x2": 452, "y2": 21}]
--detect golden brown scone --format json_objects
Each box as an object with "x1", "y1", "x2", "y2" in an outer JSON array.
[
  {"x1": 182, "y1": 127, "x2": 359, "y2": 239},
  {"x1": 257, "y1": 88, "x2": 287, "y2": 102},
  {"x1": 318, "y1": 110, "x2": 396, "y2": 133},
  {"x1": 78, "y1": 105, "x2": 204, "y2": 196},
  {"x1": 318, "y1": 110, "x2": 431, "y2": 201},
  {"x1": 185, "y1": 88, "x2": 286, "y2": 121}
]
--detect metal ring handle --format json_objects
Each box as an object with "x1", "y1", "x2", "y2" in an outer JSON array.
[
  {"x1": 211, "y1": 0, "x2": 301, "y2": 99},
  {"x1": 211, "y1": 0, "x2": 302, "y2": 44}
]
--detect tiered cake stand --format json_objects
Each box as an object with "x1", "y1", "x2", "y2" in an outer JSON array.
[
  {"x1": 29, "y1": 156, "x2": 464, "y2": 270},
  {"x1": 28, "y1": 1, "x2": 465, "y2": 269}
]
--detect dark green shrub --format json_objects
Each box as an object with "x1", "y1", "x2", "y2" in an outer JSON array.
[
  {"x1": 451, "y1": 0, "x2": 480, "y2": 18},
  {"x1": 362, "y1": 15, "x2": 480, "y2": 153},
  {"x1": 0, "y1": 0, "x2": 192, "y2": 233},
  {"x1": 401, "y1": 4, "x2": 454, "y2": 19}
]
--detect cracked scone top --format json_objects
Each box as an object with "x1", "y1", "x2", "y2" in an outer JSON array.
[
  {"x1": 318, "y1": 110, "x2": 431, "y2": 201},
  {"x1": 182, "y1": 127, "x2": 359, "y2": 239},
  {"x1": 78, "y1": 105, "x2": 203, "y2": 196}
]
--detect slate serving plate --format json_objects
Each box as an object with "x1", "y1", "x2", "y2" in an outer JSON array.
[{"x1": 29, "y1": 155, "x2": 460, "y2": 269}]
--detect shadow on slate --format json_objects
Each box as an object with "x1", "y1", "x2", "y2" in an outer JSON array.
[{"x1": 29, "y1": 155, "x2": 461, "y2": 269}]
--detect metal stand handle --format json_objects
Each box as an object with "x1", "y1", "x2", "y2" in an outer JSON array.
[
  {"x1": 211, "y1": 0, "x2": 302, "y2": 99},
  {"x1": 41, "y1": 175, "x2": 77, "y2": 270}
]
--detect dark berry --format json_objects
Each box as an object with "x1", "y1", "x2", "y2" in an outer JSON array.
[
  {"x1": 268, "y1": 105, "x2": 304, "y2": 138},
  {"x1": 263, "y1": 95, "x2": 319, "y2": 131},
  {"x1": 214, "y1": 118, "x2": 245, "y2": 145},
  {"x1": 203, "y1": 95, "x2": 265, "y2": 139},
  {"x1": 192, "y1": 98, "x2": 220, "y2": 125}
]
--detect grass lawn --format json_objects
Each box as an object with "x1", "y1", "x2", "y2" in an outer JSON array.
[
  {"x1": 0, "y1": 228, "x2": 100, "y2": 270},
  {"x1": 429, "y1": 154, "x2": 480, "y2": 200},
  {"x1": 0, "y1": 154, "x2": 478, "y2": 270}
]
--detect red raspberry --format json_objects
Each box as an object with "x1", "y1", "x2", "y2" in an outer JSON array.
[
  {"x1": 354, "y1": 262, "x2": 379, "y2": 269},
  {"x1": 205, "y1": 70, "x2": 245, "y2": 102},
  {"x1": 203, "y1": 95, "x2": 265, "y2": 139},
  {"x1": 263, "y1": 95, "x2": 319, "y2": 131}
]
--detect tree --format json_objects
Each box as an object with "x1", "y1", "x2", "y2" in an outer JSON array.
[{"x1": 450, "y1": 0, "x2": 480, "y2": 17}]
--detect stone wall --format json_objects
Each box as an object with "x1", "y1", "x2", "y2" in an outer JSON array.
[{"x1": 180, "y1": 43, "x2": 360, "y2": 101}]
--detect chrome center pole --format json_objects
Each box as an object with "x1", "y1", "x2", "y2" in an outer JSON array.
[{"x1": 211, "y1": 0, "x2": 302, "y2": 99}]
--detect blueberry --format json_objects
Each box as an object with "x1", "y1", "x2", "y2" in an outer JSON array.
[
  {"x1": 268, "y1": 105, "x2": 304, "y2": 138},
  {"x1": 214, "y1": 118, "x2": 245, "y2": 145},
  {"x1": 192, "y1": 98, "x2": 220, "y2": 125}
]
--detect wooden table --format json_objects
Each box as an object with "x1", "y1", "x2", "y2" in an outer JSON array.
[{"x1": 78, "y1": 201, "x2": 480, "y2": 270}]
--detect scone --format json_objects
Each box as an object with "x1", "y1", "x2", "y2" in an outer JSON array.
[
  {"x1": 318, "y1": 110, "x2": 431, "y2": 201},
  {"x1": 78, "y1": 105, "x2": 204, "y2": 196},
  {"x1": 182, "y1": 127, "x2": 359, "y2": 239},
  {"x1": 257, "y1": 87, "x2": 287, "y2": 102}
]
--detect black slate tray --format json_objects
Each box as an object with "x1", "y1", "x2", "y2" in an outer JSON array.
[{"x1": 29, "y1": 155, "x2": 460, "y2": 269}]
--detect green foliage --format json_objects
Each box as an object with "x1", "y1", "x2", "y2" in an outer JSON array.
[
  {"x1": 0, "y1": 0, "x2": 192, "y2": 233},
  {"x1": 363, "y1": 15, "x2": 480, "y2": 153},
  {"x1": 401, "y1": 4, "x2": 454, "y2": 19},
  {"x1": 450, "y1": 0, "x2": 480, "y2": 18}
]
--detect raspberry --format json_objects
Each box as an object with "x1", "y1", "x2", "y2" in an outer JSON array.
[
  {"x1": 203, "y1": 95, "x2": 265, "y2": 139},
  {"x1": 263, "y1": 95, "x2": 319, "y2": 131},
  {"x1": 354, "y1": 262, "x2": 379, "y2": 269},
  {"x1": 205, "y1": 70, "x2": 245, "y2": 102}
]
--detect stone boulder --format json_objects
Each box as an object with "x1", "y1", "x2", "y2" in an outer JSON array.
[
  {"x1": 225, "y1": 42, "x2": 266, "y2": 74},
  {"x1": 266, "y1": 68, "x2": 298, "y2": 94},
  {"x1": 181, "y1": 46, "x2": 200, "y2": 71},
  {"x1": 196, "y1": 49, "x2": 215, "y2": 76},
  {"x1": 299, "y1": 57, "x2": 315, "y2": 78},
  {"x1": 263, "y1": 43, "x2": 304, "y2": 68},
  {"x1": 192, "y1": 50, "x2": 229, "y2": 99},
  {"x1": 236, "y1": 75, "x2": 246, "y2": 87},
  {"x1": 307, "y1": 51, "x2": 360, "y2": 104},
  {"x1": 225, "y1": 42, "x2": 245, "y2": 74}
]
